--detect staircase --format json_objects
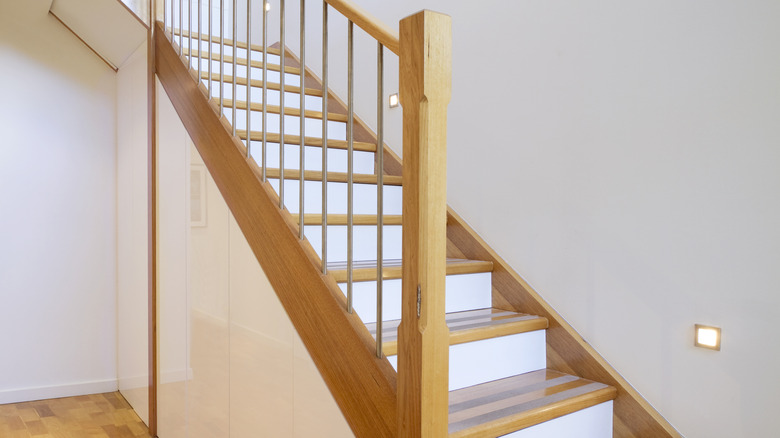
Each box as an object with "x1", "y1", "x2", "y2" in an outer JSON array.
[
  {"x1": 154, "y1": 1, "x2": 679, "y2": 436},
  {"x1": 173, "y1": 32, "x2": 616, "y2": 437}
]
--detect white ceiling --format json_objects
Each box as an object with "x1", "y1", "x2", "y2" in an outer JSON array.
[{"x1": 50, "y1": 0, "x2": 147, "y2": 69}]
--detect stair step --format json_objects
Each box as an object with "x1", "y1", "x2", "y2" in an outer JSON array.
[
  {"x1": 366, "y1": 308, "x2": 548, "y2": 356},
  {"x1": 448, "y1": 370, "x2": 617, "y2": 437},
  {"x1": 201, "y1": 72, "x2": 324, "y2": 97},
  {"x1": 265, "y1": 168, "x2": 401, "y2": 186},
  {"x1": 329, "y1": 258, "x2": 493, "y2": 282},
  {"x1": 238, "y1": 130, "x2": 376, "y2": 153},
  {"x1": 222, "y1": 99, "x2": 348, "y2": 122},
  {"x1": 290, "y1": 214, "x2": 402, "y2": 226},
  {"x1": 183, "y1": 48, "x2": 302, "y2": 75},
  {"x1": 172, "y1": 29, "x2": 282, "y2": 56}
]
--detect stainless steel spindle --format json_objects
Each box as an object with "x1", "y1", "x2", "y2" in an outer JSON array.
[
  {"x1": 298, "y1": 0, "x2": 305, "y2": 239},
  {"x1": 179, "y1": 0, "x2": 183, "y2": 55},
  {"x1": 188, "y1": 0, "x2": 192, "y2": 63},
  {"x1": 164, "y1": 0, "x2": 167, "y2": 31},
  {"x1": 346, "y1": 19, "x2": 353, "y2": 313},
  {"x1": 232, "y1": 0, "x2": 237, "y2": 136},
  {"x1": 376, "y1": 42, "x2": 384, "y2": 358},
  {"x1": 321, "y1": 1, "x2": 328, "y2": 274},
  {"x1": 219, "y1": 0, "x2": 224, "y2": 112},
  {"x1": 246, "y1": 0, "x2": 252, "y2": 158},
  {"x1": 208, "y1": 0, "x2": 212, "y2": 97},
  {"x1": 262, "y1": 0, "x2": 268, "y2": 180},
  {"x1": 279, "y1": 0, "x2": 285, "y2": 210},
  {"x1": 197, "y1": 0, "x2": 201, "y2": 80}
]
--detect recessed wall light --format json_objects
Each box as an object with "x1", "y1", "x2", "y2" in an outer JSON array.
[
  {"x1": 265, "y1": 2, "x2": 271, "y2": 11},
  {"x1": 694, "y1": 324, "x2": 721, "y2": 351},
  {"x1": 389, "y1": 93, "x2": 399, "y2": 108}
]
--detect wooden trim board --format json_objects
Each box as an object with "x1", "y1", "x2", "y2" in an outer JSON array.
[{"x1": 154, "y1": 22, "x2": 397, "y2": 438}]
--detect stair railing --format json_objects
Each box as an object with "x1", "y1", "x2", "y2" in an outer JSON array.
[{"x1": 161, "y1": 1, "x2": 451, "y2": 436}]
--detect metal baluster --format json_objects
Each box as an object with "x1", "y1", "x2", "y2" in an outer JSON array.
[
  {"x1": 298, "y1": 0, "x2": 305, "y2": 239},
  {"x1": 219, "y1": 0, "x2": 224, "y2": 112},
  {"x1": 164, "y1": 0, "x2": 167, "y2": 31},
  {"x1": 346, "y1": 19, "x2": 353, "y2": 313},
  {"x1": 179, "y1": 0, "x2": 183, "y2": 55},
  {"x1": 376, "y1": 42, "x2": 384, "y2": 358},
  {"x1": 321, "y1": 1, "x2": 328, "y2": 274},
  {"x1": 279, "y1": 0, "x2": 285, "y2": 209},
  {"x1": 208, "y1": 0, "x2": 212, "y2": 97},
  {"x1": 197, "y1": 0, "x2": 201, "y2": 81},
  {"x1": 262, "y1": 0, "x2": 268, "y2": 180},
  {"x1": 188, "y1": 0, "x2": 192, "y2": 63},
  {"x1": 246, "y1": 0, "x2": 252, "y2": 157},
  {"x1": 232, "y1": 0, "x2": 237, "y2": 135}
]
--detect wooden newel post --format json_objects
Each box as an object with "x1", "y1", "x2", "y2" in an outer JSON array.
[{"x1": 397, "y1": 10, "x2": 452, "y2": 438}]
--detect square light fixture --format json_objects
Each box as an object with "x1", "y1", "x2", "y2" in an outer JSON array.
[
  {"x1": 389, "y1": 93, "x2": 399, "y2": 108},
  {"x1": 694, "y1": 324, "x2": 721, "y2": 351},
  {"x1": 265, "y1": 2, "x2": 271, "y2": 11}
]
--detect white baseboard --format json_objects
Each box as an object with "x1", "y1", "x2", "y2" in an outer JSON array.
[{"x1": 0, "y1": 379, "x2": 118, "y2": 405}]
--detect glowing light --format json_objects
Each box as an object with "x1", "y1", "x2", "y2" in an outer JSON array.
[
  {"x1": 389, "y1": 93, "x2": 399, "y2": 108},
  {"x1": 695, "y1": 325, "x2": 721, "y2": 350}
]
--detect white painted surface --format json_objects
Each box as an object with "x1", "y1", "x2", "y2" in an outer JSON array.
[
  {"x1": 386, "y1": 331, "x2": 547, "y2": 391},
  {"x1": 268, "y1": 179, "x2": 402, "y2": 215},
  {"x1": 501, "y1": 401, "x2": 613, "y2": 438},
  {"x1": 155, "y1": 84, "x2": 354, "y2": 437},
  {"x1": 305, "y1": 224, "x2": 402, "y2": 261},
  {"x1": 327, "y1": 1, "x2": 780, "y2": 436},
  {"x1": 116, "y1": 42, "x2": 150, "y2": 423},
  {"x1": 0, "y1": 1, "x2": 118, "y2": 404},
  {"x1": 349, "y1": 273, "x2": 493, "y2": 324},
  {"x1": 50, "y1": 0, "x2": 147, "y2": 68}
]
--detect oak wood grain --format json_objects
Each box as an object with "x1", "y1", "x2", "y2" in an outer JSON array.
[
  {"x1": 397, "y1": 10, "x2": 452, "y2": 438},
  {"x1": 324, "y1": 0, "x2": 400, "y2": 54},
  {"x1": 155, "y1": 22, "x2": 397, "y2": 438}
]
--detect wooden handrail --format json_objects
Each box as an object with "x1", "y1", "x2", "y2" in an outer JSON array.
[
  {"x1": 397, "y1": 10, "x2": 452, "y2": 438},
  {"x1": 325, "y1": 0, "x2": 400, "y2": 54}
]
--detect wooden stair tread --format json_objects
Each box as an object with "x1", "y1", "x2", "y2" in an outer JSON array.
[
  {"x1": 237, "y1": 130, "x2": 377, "y2": 153},
  {"x1": 448, "y1": 369, "x2": 617, "y2": 437},
  {"x1": 200, "y1": 72, "x2": 324, "y2": 97},
  {"x1": 290, "y1": 214, "x2": 402, "y2": 226},
  {"x1": 183, "y1": 48, "x2": 302, "y2": 75},
  {"x1": 329, "y1": 258, "x2": 493, "y2": 283},
  {"x1": 264, "y1": 168, "x2": 401, "y2": 185},
  {"x1": 366, "y1": 308, "x2": 548, "y2": 356},
  {"x1": 171, "y1": 29, "x2": 283, "y2": 55},
  {"x1": 222, "y1": 99, "x2": 348, "y2": 122}
]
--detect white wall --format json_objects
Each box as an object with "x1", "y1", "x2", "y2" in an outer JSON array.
[
  {"x1": 339, "y1": 1, "x2": 780, "y2": 437},
  {"x1": 116, "y1": 41, "x2": 150, "y2": 423},
  {"x1": 0, "y1": 0, "x2": 119, "y2": 403}
]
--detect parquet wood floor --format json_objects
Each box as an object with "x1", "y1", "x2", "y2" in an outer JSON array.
[{"x1": 0, "y1": 392, "x2": 151, "y2": 438}]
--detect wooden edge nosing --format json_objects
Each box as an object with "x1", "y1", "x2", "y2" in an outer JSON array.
[
  {"x1": 450, "y1": 387, "x2": 618, "y2": 438},
  {"x1": 49, "y1": 11, "x2": 119, "y2": 72}
]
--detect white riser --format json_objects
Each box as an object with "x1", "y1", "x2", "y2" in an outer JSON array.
[
  {"x1": 387, "y1": 330, "x2": 547, "y2": 391},
  {"x1": 222, "y1": 108, "x2": 347, "y2": 139},
  {"x1": 202, "y1": 80, "x2": 324, "y2": 111},
  {"x1": 191, "y1": 58, "x2": 301, "y2": 86},
  {"x1": 268, "y1": 179, "x2": 402, "y2": 215},
  {"x1": 348, "y1": 273, "x2": 493, "y2": 324},
  {"x1": 500, "y1": 401, "x2": 613, "y2": 438},
  {"x1": 181, "y1": 39, "x2": 282, "y2": 65},
  {"x1": 249, "y1": 142, "x2": 375, "y2": 174},
  {"x1": 304, "y1": 224, "x2": 402, "y2": 262}
]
